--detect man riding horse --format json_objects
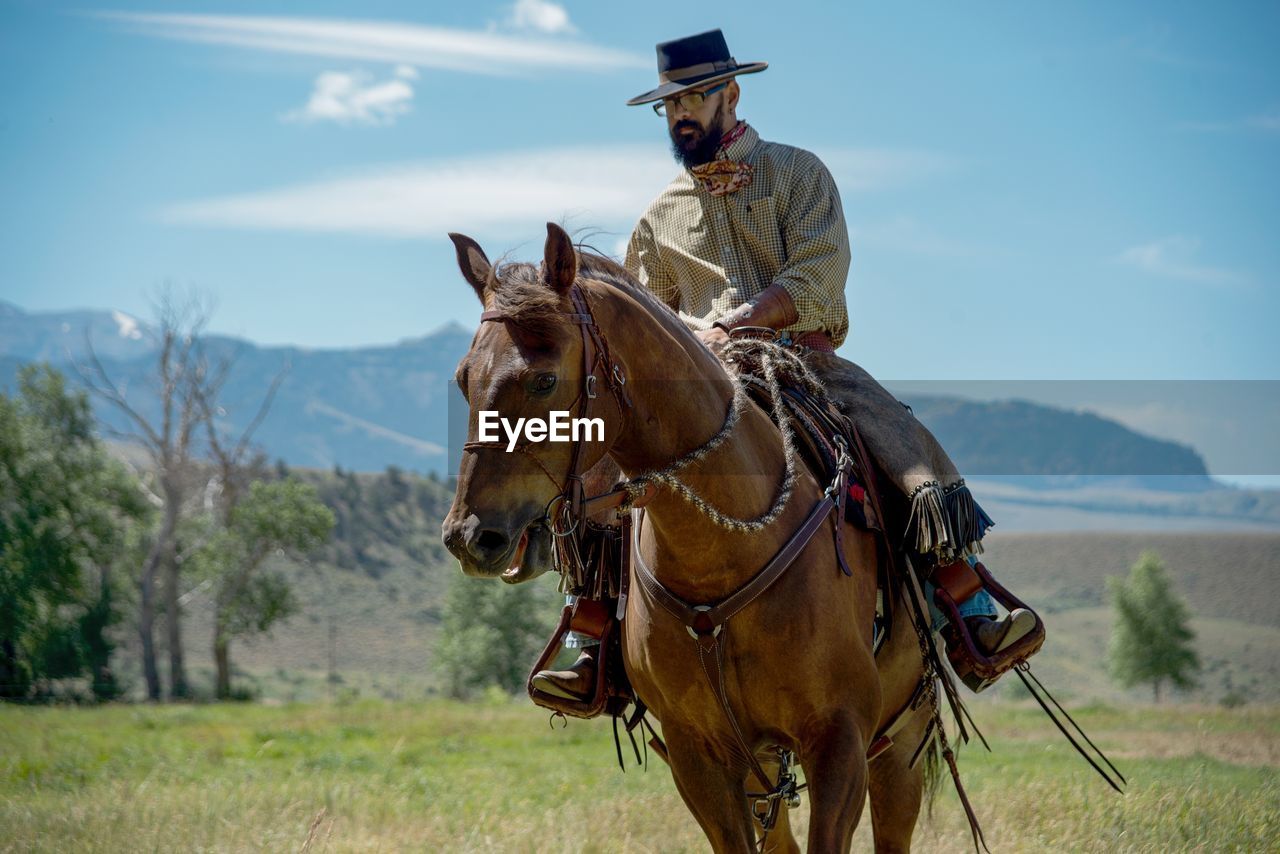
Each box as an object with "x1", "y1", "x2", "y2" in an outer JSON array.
[{"x1": 533, "y1": 28, "x2": 1036, "y2": 702}]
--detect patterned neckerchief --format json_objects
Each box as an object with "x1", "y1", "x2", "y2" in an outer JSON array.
[
  {"x1": 689, "y1": 121, "x2": 754, "y2": 196},
  {"x1": 717, "y1": 120, "x2": 750, "y2": 152}
]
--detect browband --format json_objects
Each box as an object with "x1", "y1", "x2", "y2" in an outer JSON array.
[{"x1": 480, "y1": 309, "x2": 595, "y2": 326}]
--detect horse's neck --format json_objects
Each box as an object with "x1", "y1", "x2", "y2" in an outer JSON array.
[{"x1": 593, "y1": 284, "x2": 797, "y2": 595}]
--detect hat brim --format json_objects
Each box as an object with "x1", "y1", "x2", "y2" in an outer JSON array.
[{"x1": 626, "y1": 62, "x2": 768, "y2": 106}]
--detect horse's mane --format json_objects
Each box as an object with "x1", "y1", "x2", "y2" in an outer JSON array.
[{"x1": 489, "y1": 247, "x2": 684, "y2": 342}]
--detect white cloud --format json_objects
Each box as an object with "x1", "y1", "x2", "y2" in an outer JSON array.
[
  {"x1": 1117, "y1": 236, "x2": 1247, "y2": 287},
  {"x1": 161, "y1": 147, "x2": 679, "y2": 239},
  {"x1": 394, "y1": 64, "x2": 419, "y2": 81},
  {"x1": 95, "y1": 12, "x2": 644, "y2": 75},
  {"x1": 507, "y1": 0, "x2": 576, "y2": 35},
  {"x1": 160, "y1": 144, "x2": 952, "y2": 240},
  {"x1": 283, "y1": 69, "x2": 414, "y2": 126}
]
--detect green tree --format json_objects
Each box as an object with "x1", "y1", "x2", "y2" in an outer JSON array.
[
  {"x1": 191, "y1": 480, "x2": 333, "y2": 699},
  {"x1": 435, "y1": 574, "x2": 560, "y2": 699},
  {"x1": 1108, "y1": 550, "x2": 1200, "y2": 702},
  {"x1": 0, "y1": 365, "x2": 149, "y2": 700}
]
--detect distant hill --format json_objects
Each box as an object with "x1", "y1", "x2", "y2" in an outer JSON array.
[
  {"x1": 902, "y1": 395, "x2": 1213, "y2": 491},
  {"x1": 0, "y1": 299, "x2": 155, "y2": 363},
  {"x1": 3, "y1": 300, "x2": 1271, "y2": 526},
  {"x1": 116, "y1": 465, "x2": 1280, "y2": 706},
  {"x1": 0, "y1": 301, "x2": 473, "y2": 474}
]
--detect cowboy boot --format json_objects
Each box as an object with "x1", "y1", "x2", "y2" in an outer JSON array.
[
  {"x1": 945, "y1": 609, "x2": 1037, "y2": 692},
  {"x1": 531, "y1": 645, "x2": 599, "y2": 701},
  {"x1": 965, "y1": 610, "x2": 1036, "y2": 656}
]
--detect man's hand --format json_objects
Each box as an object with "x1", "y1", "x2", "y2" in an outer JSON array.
[
  {"x1": 695, "y1": 326, "x2": 730, "y2": 353},
  {"x1": 712, "y1": 285, "x2": 799, "y2": 338}
]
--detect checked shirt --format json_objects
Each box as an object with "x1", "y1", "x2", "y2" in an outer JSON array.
[{"x1": 624, "y1": 123, "x2": 851, "y2": 347}]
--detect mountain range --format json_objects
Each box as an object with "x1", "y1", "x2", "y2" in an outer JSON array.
[{"x1": 5, "y1": 299, "x2": 1275, "y2": 526}]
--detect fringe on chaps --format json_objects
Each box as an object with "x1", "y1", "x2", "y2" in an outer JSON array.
[{"x1": 800, "y1": 350, "x2": 995, "y2": 562}]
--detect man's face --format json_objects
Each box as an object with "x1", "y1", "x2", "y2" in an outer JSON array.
[{"x1": 666, "y1": 84, "x2": 728, "y2": 169}]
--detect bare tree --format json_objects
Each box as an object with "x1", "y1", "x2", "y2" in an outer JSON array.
[
  {"x1": 197, "y1": 361, "x2": 288, "y2": 699},
  {"x1": 77, "y1": 291, "x2": 217, "y2": 700}
]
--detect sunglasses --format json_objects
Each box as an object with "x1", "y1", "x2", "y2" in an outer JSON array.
[{"x1": 653, "y1": 82, "x2": 729, "y2": 116}]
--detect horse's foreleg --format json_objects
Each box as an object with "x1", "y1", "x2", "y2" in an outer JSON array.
[
  {"x1": 751, "y1": 755, "x2": 801, "y2": 854},
  {"x1": 664, "y1": 726, "x2": 757, "y2": 853},
  {"x1": 802, "y1": 715, "x2": 870, "y2": 853},
  {"x1": 867, "y1": 708, "x2": 930, "y2": 854}
]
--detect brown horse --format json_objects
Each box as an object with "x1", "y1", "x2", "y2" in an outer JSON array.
[{"x1": 442, "y1": 223, "x2": 936, "y2": 852}]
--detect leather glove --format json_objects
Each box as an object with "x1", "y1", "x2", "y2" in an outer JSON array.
[{"x1": 711, "y1": 284, "x2": 799, "y2": 335}]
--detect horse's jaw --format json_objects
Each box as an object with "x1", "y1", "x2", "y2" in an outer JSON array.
[{"x1": 499, "y1": 523, "x2": 553, "y2": 583}]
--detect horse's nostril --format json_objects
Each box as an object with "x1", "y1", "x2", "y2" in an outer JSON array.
[{"x1": 475, "y1": 529, "x2": 509, "y2": 556}]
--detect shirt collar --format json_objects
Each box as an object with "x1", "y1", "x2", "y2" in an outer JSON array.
[{"x1": 717, "y1": 122, "x2": 758, "y2": 162}]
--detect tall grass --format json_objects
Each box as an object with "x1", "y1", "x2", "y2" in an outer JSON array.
[{"x1": 2, "y1": 700, "x2": 1276, "y2": 852}]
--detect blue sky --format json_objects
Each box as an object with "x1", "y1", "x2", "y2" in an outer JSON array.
[{"x1": 2, "y1": 0, "x2": 1278, "y2": 391}]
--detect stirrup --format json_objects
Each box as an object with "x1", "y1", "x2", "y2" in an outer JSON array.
[
  {"x1": 531, "y1": 649, "x2": 597, "y2": 701},
  {"x1": 934, "y1": 560, "x2": 1046, "y2": 693},
  {"x1": 526, "y1": 598, "x2": 615, "y2": 719}
]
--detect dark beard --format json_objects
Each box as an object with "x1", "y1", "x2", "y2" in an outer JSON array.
[{"x1": 668, "y1": 103, "x2": 726, "y2": 168}]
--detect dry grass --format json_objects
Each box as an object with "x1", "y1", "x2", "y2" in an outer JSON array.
[
  {"x1": 979, "y1": 531, "x2": 1279, "y2": 628},
  {"x1": 2, "y1": 700, "x2": 1276, "y2": 852}
]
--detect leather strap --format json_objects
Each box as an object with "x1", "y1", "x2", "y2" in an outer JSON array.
[
  {"x1": 477, "y1": 283, "x2": 637, "y2": 540},
  {"x1": 582, "y1": 481, "x2": 656, "y2": 519},
  {"x1": 659, "y1": 59, "x2": 739, "y2": 83},
  {"x1": 630, "y1": 495, "x2": 837, "y2": 636},
  {"x1": 565, "y1": 288, "x2": 596, "y2": 520},
  {"x1": 629, "y1": 491, "x2": 840, "y2": 793},
  {"x1": 568, "y1": 598, "x2": 610, "y2": 639},
  {"x1": 933, "y1": 558, "x2": 983, "y2": 604}
]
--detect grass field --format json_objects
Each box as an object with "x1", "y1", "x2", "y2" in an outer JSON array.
[{"x1": 3, "y1": 699, "x2": 1276, "y2": 852}]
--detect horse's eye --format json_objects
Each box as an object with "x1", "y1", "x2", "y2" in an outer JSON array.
[{"x1": 531, "y1": 373, "x2": 557, "y2": 393}]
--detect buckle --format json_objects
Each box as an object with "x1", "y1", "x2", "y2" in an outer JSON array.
[{"x1": 686, "y1": 605, "x2": 722, "y2": 639}]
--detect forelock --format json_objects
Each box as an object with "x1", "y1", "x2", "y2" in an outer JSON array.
[
  {"x1": 485, "y1": 245, "x2": 681, "y2": 341},
  {"x1": 489, "y1": 261, "x2": 569, "y2": 340}
]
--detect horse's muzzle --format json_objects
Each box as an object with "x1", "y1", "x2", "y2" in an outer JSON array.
[{"x1": 442, "y1": 514, "x2": 552, "y2": 581}]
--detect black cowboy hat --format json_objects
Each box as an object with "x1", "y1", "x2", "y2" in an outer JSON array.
[{"x1": 626, "y1": 29, "x2": 767, "y2": 107}]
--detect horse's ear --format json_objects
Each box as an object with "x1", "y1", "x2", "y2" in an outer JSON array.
[
  {"x1": 543, "y1": 222, "x2": 577, "y2": 294},
  {"x1": 448, "y1": 232, "x2": 493, "y2": 303}
]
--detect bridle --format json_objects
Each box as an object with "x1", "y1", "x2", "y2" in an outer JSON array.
[{"x1": 461, "y1": 283, "x2": 653, "y2": 579}]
